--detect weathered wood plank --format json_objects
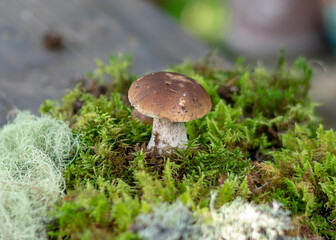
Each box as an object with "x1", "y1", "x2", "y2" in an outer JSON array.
[
  {"x1": 0, "y1": 0, "x2": 335, "y2": 130},
  {"x1": 0, "y1": 0, "x2": 226, "y2": 126},
  {"x1": 0, "y1": 89, "x2": 14, "y2": 126}
]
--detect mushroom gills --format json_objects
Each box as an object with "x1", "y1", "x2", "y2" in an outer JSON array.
[{"x1": 147, "y1": 118, "x2": 187, "y2": 152}]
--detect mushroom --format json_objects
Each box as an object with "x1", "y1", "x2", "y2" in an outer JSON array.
[
  {"x1": 128, "y1": 72, "x2": 211, "y2": 153},
  {"x1": 132, "y1": 109, "x2": 153, "y2": 125}
]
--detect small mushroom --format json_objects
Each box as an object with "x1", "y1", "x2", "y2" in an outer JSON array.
[
  {"x1": 132, "y1": 109, "x2": 153, "y2": 125},
  {"x1": 128, "y1": 72, "x2": 211, "y2": 153}
]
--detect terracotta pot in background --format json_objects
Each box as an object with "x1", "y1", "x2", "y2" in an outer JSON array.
[{"x1": 225, "y1": 0, "x2": 325, "y2": 59}]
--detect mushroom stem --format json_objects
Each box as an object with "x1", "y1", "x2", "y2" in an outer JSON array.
[{"x1": 147, "y1": 118, "x2": 188, "y2": 152}]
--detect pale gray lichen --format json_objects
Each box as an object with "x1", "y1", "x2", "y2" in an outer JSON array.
[{"x1": 132, "y1": 201, "x2": 211, "y2": 240}]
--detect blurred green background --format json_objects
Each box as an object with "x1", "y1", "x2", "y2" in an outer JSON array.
[{"x1": 149, "y1": 0, "x2": 229, "y2": 47}]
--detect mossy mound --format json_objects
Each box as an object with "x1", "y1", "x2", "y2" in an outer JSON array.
[{"x1": 41, "y1": 54, "x2": 335, "y2": 239}]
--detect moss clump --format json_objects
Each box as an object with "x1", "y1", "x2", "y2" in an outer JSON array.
[
  {"x1": 254, "y1": 125, "x2": 336, "y2": 237},
  {"x1": 41, "y1": 53, "x2": 334, "y2": 239}
]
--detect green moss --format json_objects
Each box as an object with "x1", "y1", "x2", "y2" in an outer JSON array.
[
  {"x1": 41, "y1": 53, "x2": 334, "y2": 239},
  {"x1": 255, "y1": 125, "x2": 336, "y2": 238}
]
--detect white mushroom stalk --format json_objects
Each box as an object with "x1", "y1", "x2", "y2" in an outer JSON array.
[{"x1": 147, "y1": 118, "x2": 187, "y2": 152}]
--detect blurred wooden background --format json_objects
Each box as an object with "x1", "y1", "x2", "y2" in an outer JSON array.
[{"x1": 0, "y1": 0, "x2": 335, "y2": 129}]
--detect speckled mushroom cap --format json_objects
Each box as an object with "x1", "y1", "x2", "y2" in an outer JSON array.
[{"x1": 128, "y1": 72, "x2": 212, "y2": 122}]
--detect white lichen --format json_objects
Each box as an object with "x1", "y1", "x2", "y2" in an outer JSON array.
[
  {"x1": 208, "y1": 192, "x2": 301, "y2": 240},
  {"x1": 0, "y1": 112, "x2": 78, "y2": 240}
]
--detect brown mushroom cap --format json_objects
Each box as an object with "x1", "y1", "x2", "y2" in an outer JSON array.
[{"x1": 128, "y1": 72, "x2": 212, "y2": 122}]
